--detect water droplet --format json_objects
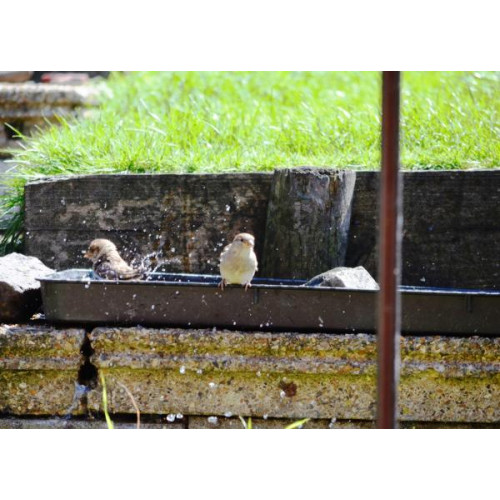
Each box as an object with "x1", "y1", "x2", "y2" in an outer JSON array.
[
  {"x1": 179, "y1": 365, "x2": 186, "y2": 374},
  {"x1": 151, "y1": 305, "x2": 155, "y2": 310},
  {"x1": 209, "y1": 382, "x2": 216, "y2": 389},
  {"x1": 280, "y1": 390, "x2": 286, "y2": 398},
  {"x1": 263, "y1": 414, "x2": 268, "y2": 420},
  {"x1": 224, "y1": 411, "x2": 233, "y2": 418},
  {"x1": 207, "y1": 416, "x2": 218, "y2": 424},
  {"x1": 176, "y1": 413, "x2": 183, "y2": 419},
  {"x1": 329, "y1": 417, "x2": 337, "y2": 429},
  {"x1": 196, "y1": 368, "x2": 203, "y2": 374},
  {"x1": 166, "y1": 414, "x2": 176, "y2": 422},
  {"x1": 225, "y1": 204, "x2": 231, "y2": 212}
]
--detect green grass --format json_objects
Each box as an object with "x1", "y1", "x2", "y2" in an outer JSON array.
[
  {"x1": 1, "y1": 71, "x2": 499, "y2": 252},
  {"x1": 100, "y1": 373, "x2": 114, "y2": 430}
]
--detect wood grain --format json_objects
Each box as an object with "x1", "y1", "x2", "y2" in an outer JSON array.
[{"x1": 24, "y1": 170, "x2": 500, "y2": 288}]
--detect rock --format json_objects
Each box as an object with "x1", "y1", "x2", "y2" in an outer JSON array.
[
  {"x1": 0, "y1": 325, "x2": 86, "y2": 416},
  {"x1": 305, "y1": 266, "x2": 379, "y2": 290},
  {"x1": 0, "y1": 82, "x2": 103, "y2": 149},
  {"x1": 0, "y1": 253, "x2": 54, "y2": 322},
  {"x1": 87, "y1": 327, "x2": 500, "y2": 423}
]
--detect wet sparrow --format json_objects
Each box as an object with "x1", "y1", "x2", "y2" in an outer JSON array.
[{"x1": 84, "y1": 239, "x2": 142, "y2": 280}]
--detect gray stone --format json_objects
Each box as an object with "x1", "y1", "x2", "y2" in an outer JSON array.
[
  {"x1": 0, "y1": 253, "x2": 54, "y2": 322},
  {"x1": 0, "y1": 415, "x2": 495, "y2": 429},
  {"x1": 87, "y1": 327, "x2": 500, "y2": 423},
  {"x1": 0, "y1": 418, "x2": 184, "y2": 429},
  {"x1": 304, "y1": 266, "x2": 379, "y2": 290},
  {"x1": 186, "y1": 416, "x2": 497, "y2": 429},
  {"x1": 1, "y1": 323, "x2": 498, "y2": 426},
  {"x1": 0, "y1": 325, "x2": 86, "y2": 415},
  {"x1": 0, "y1": 82, "x2": 102, "y2": 149},
  {"x1": 189, "y1": 416, "x2": 332, "y2": 429},
  {"x1": 0, "y1": 82, "x2": 100, "y2": 118}
]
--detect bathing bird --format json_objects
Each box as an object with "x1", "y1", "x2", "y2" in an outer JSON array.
[
  {"x1": 84, "y1": 239, "x2": 142, "y2": 280},
  {"x1": 219, "y1": 233, "x2": 258, "y2": 291}
]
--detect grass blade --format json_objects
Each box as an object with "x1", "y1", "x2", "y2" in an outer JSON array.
[
  {"x1": 284, "y1": 418, "x2": 310, "y2": 429},
  {"x1": 100, "y1": 372, "x2": 114, "y2": 429},
  {"x1": 116, "y1": 381, "x2": 141, "y2": 429}
]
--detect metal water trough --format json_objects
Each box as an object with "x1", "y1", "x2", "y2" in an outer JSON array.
[{"x1": 38, "y1": 270, "x2": 500, "y2": 335}]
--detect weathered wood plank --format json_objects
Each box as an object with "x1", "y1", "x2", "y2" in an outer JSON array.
[
  {"x1": 346, "y1": 170, "x2": 500, "y2": 289},
  {"x1": 23, "y1": 169, "x2": 500, "y2": 288},
  {"x1": 261, "y1": 168, "x2": 356, "y2": 279},
  {"x1": 25, "y1": 173, "x2": 272, "y2": 274}
]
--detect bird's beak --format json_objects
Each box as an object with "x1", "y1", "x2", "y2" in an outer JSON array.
[{"x1": 83, "y1": 250, "x2": 91, "y2": 259}]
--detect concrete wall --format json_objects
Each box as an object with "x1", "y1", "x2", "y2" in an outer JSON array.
[{"x1": 1, "y1": 325, "x2": 498, "y2": 428}]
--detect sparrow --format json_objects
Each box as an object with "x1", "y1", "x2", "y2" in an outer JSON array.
[
  {"x1": 84, "y1": 239, "x2": 142, "y2": 280},
  {"x1": 219, "y1": 233, "x2": 258, "y2": 291}
]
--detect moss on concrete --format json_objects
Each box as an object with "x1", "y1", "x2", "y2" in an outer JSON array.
[
  {"x1": 0, "y1": 325, "x2": 85, "y2": 415},
  {"x1": 1, "y1": 324, "x2": 498, "y2": 424},
  {"x1": 88, "y1": 328, "x2": 500, "y2": 423}
]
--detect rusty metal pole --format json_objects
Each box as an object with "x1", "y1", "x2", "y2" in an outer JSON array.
[{"x1": 377, "y1": 71, "x2": 402, "y2": 429}]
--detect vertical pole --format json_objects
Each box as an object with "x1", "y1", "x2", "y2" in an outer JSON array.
[{"x1": 377, "y1": 71, "x2": 402, "y2": 429}]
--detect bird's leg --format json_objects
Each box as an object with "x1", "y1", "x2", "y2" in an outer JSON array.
[
  {"x1": 244, "y1": 282, "x2": 252, "y2": 292},
  {"x1": 218, "y1": 279, "x2": 226, "y2": 290}
]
